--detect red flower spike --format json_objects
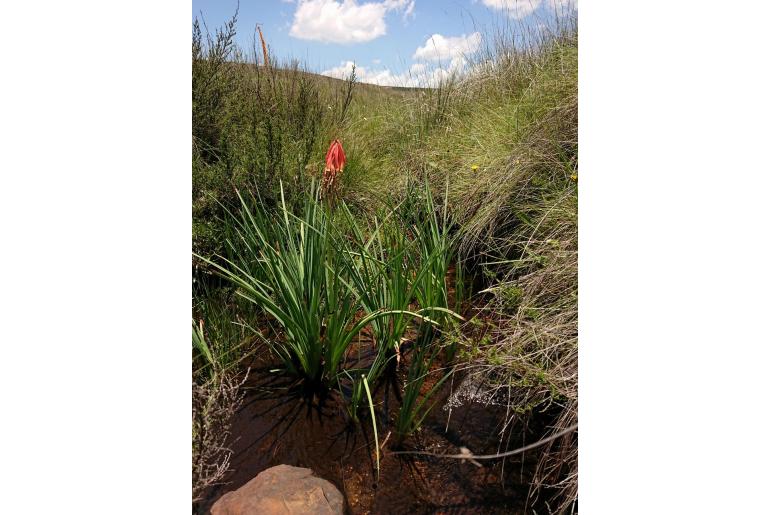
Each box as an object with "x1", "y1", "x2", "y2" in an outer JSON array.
[
  {"x1": 321, "y1": 139, "x2": 346, "y2": 200},
  {"x1": 324, "y1": 139, "x2": 346, "y2": 173}
]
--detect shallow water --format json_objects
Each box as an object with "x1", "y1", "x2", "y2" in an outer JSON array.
[{"x1": 197, "y1": 347, "x2": 551, "y2": 514}]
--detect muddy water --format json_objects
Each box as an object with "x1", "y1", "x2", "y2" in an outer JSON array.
[{"x1": 197, "y1": 345, "x2": 549, "y2": 514}]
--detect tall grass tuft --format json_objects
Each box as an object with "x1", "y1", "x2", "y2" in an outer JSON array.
[
  {"x1": 339, "y1": 189, "x2": 462, "y2": 421},
  {"x1": 199, "y1": 181, "x2": 437, "y2": 388}
]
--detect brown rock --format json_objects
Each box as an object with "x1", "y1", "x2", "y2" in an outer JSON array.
[{"x1": 210, "y1": 465, "x2": 344, "y2": 515}]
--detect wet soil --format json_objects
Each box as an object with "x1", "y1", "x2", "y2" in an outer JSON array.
[{"x1": 197, "y1": 342, "x2": 553, "y2": 515}]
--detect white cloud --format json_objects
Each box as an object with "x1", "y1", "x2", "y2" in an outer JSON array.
[
  {"x1": 382, "y1": 0, "x2": 412, "y2": 9},
  {"x1": 322, "y1": 61, "x2": 403, "y2": 86},
  {"x1": 322, "y1": 31, "x2": 483, "y2": 88},
  {"x1": 321, "y1": 60, "x2": 415, "y2": 87},
  {"x1": 412, "y1": 32, "x2": 481, "y2": 71},
  {"x1": 409, "y1": 62, "x2": 426, "y2": 74},
  {"x1": 481, "y1": 0, "x2": 542, "y2": 19},
  {"x1": 323, "y1": 58, "x2": 468, "y2": 88},
  {"x1": 290, "y1": 0, "x2": 413, "y2": 44},
  {"x1": 402, "y1": 0, "x2": 415, "y2": 19},
  {"x1": 413, "y1": 32, "x2": 481, "y2": 62}
]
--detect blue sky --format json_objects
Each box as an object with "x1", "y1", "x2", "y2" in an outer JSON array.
[{"x1": 192, "y1": 0, "x2": 575, "y2": 86}]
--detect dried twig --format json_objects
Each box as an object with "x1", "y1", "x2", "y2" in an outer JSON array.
[{"x1": 389, "y1": 423, "x2": 577, "y2": 461}]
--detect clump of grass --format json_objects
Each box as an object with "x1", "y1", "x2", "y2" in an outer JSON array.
[
  {"x1": 201, "y1": 182, "x2": 359, "y2": 385},
  {"x1": 200, "y1": 181, "x2": 451, "y2": 392},
  {"x1": 339, "y1": 187, "x2": 462, "y2": 422},
  {"x1": 344, "y1": 182, "x2": 461, "y2": 445},
  {"x1": 340, "y1": 204, "x2": 417, "y2": 419},
  {"x1": 478, "y1": 190, "x2": 577, "y2": 512},
  {"x1": 409, "y1": 182, "x2": 455, "y2": 334}
]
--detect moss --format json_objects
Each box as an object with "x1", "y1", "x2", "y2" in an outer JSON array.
[{"x1": 497, "y1": 283, "x2": 524, "y2": 311}]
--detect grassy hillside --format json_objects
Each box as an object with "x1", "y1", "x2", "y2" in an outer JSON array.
[
  {"x1": 193, "y1": 11, "x2": 577, "y2": 513},
  {"x1": 336, "y1": 25, "x2": 577, "y2": 509}
]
